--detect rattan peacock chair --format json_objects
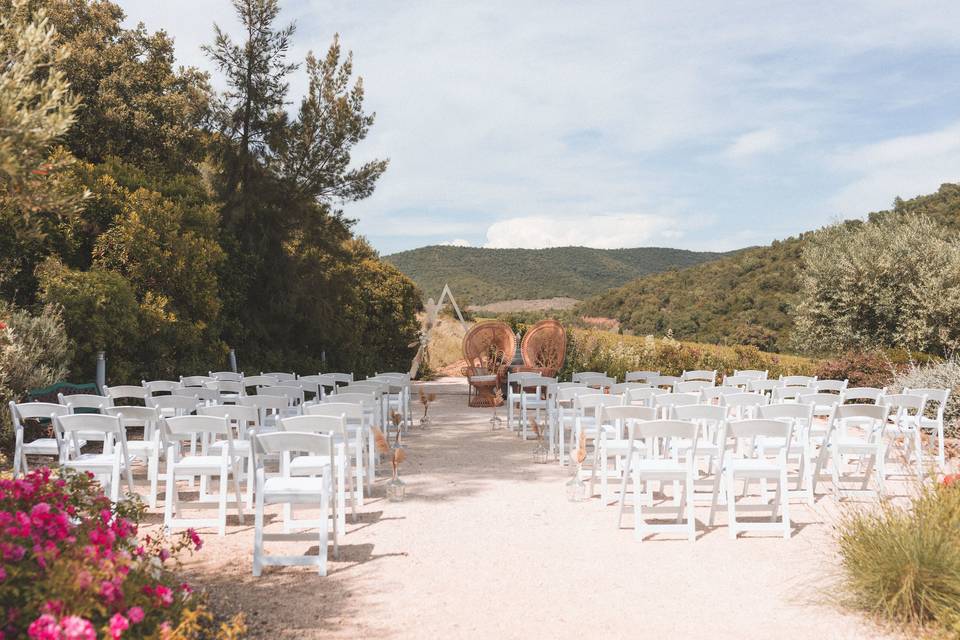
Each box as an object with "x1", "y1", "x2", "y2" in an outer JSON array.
[
  {"x1": 520, "y1": 319, "x2": 567, "y2": 378},
  {"x1": 461, "y1": 321, "x2": 516, "y2": 407}
]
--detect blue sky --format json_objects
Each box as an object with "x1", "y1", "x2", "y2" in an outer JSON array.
[{"x1": 122, "y1": 1, "x2": 960, "y2": 255}]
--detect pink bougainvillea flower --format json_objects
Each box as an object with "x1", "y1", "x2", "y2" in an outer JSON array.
[
  {"x1": 107, "y1": 614, "x2": 129, "y2": 639},
  {"x1": 126, "y1": 607, "x2": 144, "y2": 624},
  {"x1": 943, "y1": 473, "x2": 960, "y2": 487},
  {"x1": 27, "y1": 613, "x2": 61, "y2": 640},
  {"x1": 60, "y1": 616, "x2": 96, "y2": 640},
  {"x1": 186, "y1": 527, "x2": 203, "y2": 550}
]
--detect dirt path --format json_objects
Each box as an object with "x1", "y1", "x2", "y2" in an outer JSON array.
[{"x1": 149, "y1": 378, "x2": 898, "y2": 639}]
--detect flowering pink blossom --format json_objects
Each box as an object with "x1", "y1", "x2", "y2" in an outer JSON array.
[
  {"x1": 59, "y1": 616, "x2": 95, "y2": 640},
  {"x1": 186, "y1": 528, "x2": 203, "y2": 551},
  {"x1": 154, "y1": 584, "x2": 174, "y2": 607},
  {"x1": 126, "y1": 607, "x2": 144, "y2": 624},
  {"x1": 27, "y1": 614, "x2": 60, "y2": 640},
  {"x1": 108, "y1": 613, "x2": 129, "y2": 639}
]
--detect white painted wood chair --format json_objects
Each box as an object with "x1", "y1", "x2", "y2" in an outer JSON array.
[
  {"x1": 306, "y1": 401, "x2": 370, "y2": 496},
  {"x1": 756, "y1": 402, "x2": 816, "y2": 506},
  {"x1": 600, "y1": 404, "x2": 657, "y2": 505},
  {"x1": 252, "y1": 431, "x2": 336, "y2": 577},
  {"x1": 162, "y1": 415, "x2": 244, "y2": 536},
  {"x1": 880, "y1": 393, "x2": 928, "y2": 479},
  {"x1": 813, "y1": 403, "x2": 890, "y2": 498},
  {"x1": 262, "y1": 372, "x2": 297, "y2": 381},
  {"x1": 210, "y1": 371, "x2": 243, "y2": 382},
  {"x1": 9, "y1": 401, "x2": 71, "y2": 477},
  {"x1": 106, "y1": 406, "x2": 162, "y2": 507},
  {"x1": 905, "y1": 387, "x2": 950, "y2": 469},
  {"x1": 734, "y1": 369, "x2": 768, "y2": 380},
  {"x1": 682, "y1": 369, "x2": 717, "y2": 383},
  {"x1": 625, "y1": 370, "x2": 660, "y2": 383},
  {"x1": 55, "y1": 413, "x2": 134, "y2": 502},
  {"x1": 104, "y1": 385, "x2": 149, "y2": 405},
  {"x1": 198, "y1": 404, "x2": 261, "y2": 509}
]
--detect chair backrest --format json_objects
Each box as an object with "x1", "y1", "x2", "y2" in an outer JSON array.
[
  {"x1": 610, "y1": 382, "x2": 652, "y2": 395},
  {"x1": 758, "y1": 402, "x2": 814, "y2": 423},
  {"x1": 700, "y1": 386, "x2": 743, "y2": 404},
  {"x1": 842, "y1": 387, "x2": 886, "y2": 404},
  {"x1": 207, "y1": 380, "x2": 244, "y2": 395},
  {"x1": 344, "y1": 381, "x2": 388, "y2": 396},
  {"x1": 682, "y1": 369, "x2": 716, "y2": 382},
  {"x1": 625, "y1": 370, "x2": 659, "y2": 383},
  {"x1": 721, "y1": 375, "x2": 751, "y2": 389},
  {"x1": 172, "y1": 387, "x2": 219, "y2": 404},
  {"x1": 905, "y1": 387, "x2": 950, "y2": 419},
  {"x1": 262, "y1": 372, "x2": 297, "y2": 381},
  {"x1": 257, "y1": 385, "x2": 304, "y2": 405},
  {"x1": 813, "y1": 379, "x2": 848, "y2": 394},
  {"x1": 59, "y1": 393, "x2": 112, "y2": 413},
  {"x1": 771, "y1": 386, "x2": 803, "y2": 403},
  {"x1": 654, "y1": 392, "x2": 701, "y2": 418},
  {"x1": 103, "y1": 385, "x2": 149, "y2": 404},
  {"x1": 148, "y1": 394, "x2": 199, "y2": 415},
  {"x1": 675, "y1": 380, "x2": 714, "y2": 393},
  {"x1": 580, "y1": 374, "x2": 616, "y2": 390},
  {"x1": 574, "y1": 393, "x2": 621, "y2": 414},
  {"x1": 631, "y1": 420, "x2": 700, "y2": 453},
  {"x1": 748, "y1": 379, "x2": 782, "y2": 394},
  {"x1": 882, "y1": 393, "x2": 927, "y2": 416},
  {"x1": 723, "y1": 418, "x2": 793, "y2": 453},
  {"x1": 210, "y1": 371, "x2": 243, "y2": 382},
  {"x1": 623, "y1": 387, "x2": 667, "y2": 407},
  {"x1": 252, "y1": 431, "x2": 333, "y2": 472},
  {"x1": 571, "y1": 371, "x2": 605, "y2": 383},
  {"x1": 780, "y1": 375, "x2": 816, "y2": 388},
  {"x1": 327, "y1": 392, "x2": 378, "y2": 411},
  {"x1": 557, "y1": 386, "x2": 593, "y2": 403},
  {"x1": 198, "y1": 404, "x2": 261, "y2": 438},
  {"x1": 721, "y1": 392, "x2": 769, "y2": 418},
  {"x1": 796, "y1": 391, "x2": 842, "y2": 416},
  {"x1": 520, "y1": 375, "x2": 557, "y2": 390},
  {"x1": 180, "y1": 375, "x2": 213, "y2": 387},
  {"x1": 55, "y1": 413, "x2": 125, "y2": 440},
  {"x1": 602, "y1": 404, "x2": 658, "y2": 422},
  {"x1": 11, "y1": 401, "x2": 70, "y2": 423},
  {"x1": 279, "y1": 414, "x2": 346, "y2": 436},
  {"x1": 142, "y1": 380, "x2": 180, "y2": 395},
  {"x1": 648, "y1": 375, "x2": 681, "y2": 390},
  {"x1": 734, "y1": 369, "x2": 768, "y2": 380},
  {"x1": 508, "y1": 371, "x2": 540, "y2": 387},
  {"x1": 672, "y1": 403, "x2": 727, "y2": 424},
  {"x1": 327, "y1": 372, "x2": 354, "y2": 385},
  {"x1": 106, "y1": 406, "x2": 160, "y2": 436},
  {"x1": 306, "y1": 402, "x2": 365, "y2": 422},
  {"x1": 241, "y1": 375, "x2": 278, "y2": 388},
  {"x1": 239, "y1": 394, "x2": 291, "y2": 411},
  {"x1": 831, "y1": 403, "x2": 891, "y2": 440}
]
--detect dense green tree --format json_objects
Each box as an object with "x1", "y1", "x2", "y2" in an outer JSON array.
[{"x1": 793, "y1": 215, "x2": 960, "y2": 354}]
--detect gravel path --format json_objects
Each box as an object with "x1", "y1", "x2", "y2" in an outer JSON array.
[{"x1": 146, "y1": 378, "x2": 899, "y2": 639}]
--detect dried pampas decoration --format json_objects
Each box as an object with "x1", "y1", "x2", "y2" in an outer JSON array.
[
  {"x1": 573, "y1": 431, "x2": 588, "y2": 466},
  {"x1": 372, "y1": 425, "x2": 407, "y2": 481}
]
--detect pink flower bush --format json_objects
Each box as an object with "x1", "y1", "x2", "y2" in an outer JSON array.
[{"x1": 1, "y1": 468, "x2": 242, "y2": 638}]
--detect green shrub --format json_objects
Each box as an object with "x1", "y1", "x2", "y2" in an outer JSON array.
[
  {"x1": 0, "y1": 301, "x2": 70, "y2": 456},
  {"x1": 837, "y1": 478, "x2": 960, "y2": 636},
  {"x1": 558, "y1": 329, "x2": 818, "y2": 382},
  {"x1": 892, "y1": 357, "x2": 960, "y2": 438},
  {"x1": 813, "y1": 351, "x2": 898, "y2": 388}
]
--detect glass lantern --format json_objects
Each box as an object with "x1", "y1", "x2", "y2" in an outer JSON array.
[
  {"x1": 566, "y1": 469, "x2": 587, "y2": 502},
  {"x1": 386, "y1": 478, "x2": 406, "y2": 502},
  {"x1": 420, "y1": 416, "x2": 431, "y2": 429},
  {"x1": 533, "y1": 441, "x2": 549, "y2": 464}
]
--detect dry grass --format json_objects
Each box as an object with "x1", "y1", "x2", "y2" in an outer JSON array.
[{"x1": 837, "y1": 480, "x2": 960, "y2": 637}]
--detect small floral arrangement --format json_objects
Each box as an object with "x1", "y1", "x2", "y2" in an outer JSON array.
[
  {"x1": 0, "y1": 468, "x2": 244, "y2": 639},
  {"x1": 371, "y1": 427, "x2": 407, "y2": 481},
  {"x1": 418, "y1": 390, "x2": 436, "y2": 425}
]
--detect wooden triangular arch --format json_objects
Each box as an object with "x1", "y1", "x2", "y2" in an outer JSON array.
[{"x1": 432, "y1": 283, "x2": 468, "y2": 332}]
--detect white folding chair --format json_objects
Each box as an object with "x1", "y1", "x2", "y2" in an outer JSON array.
[
  {"x1": 648, "y1": 375, "x2": 682, "y2": 391},
  {"x1": 239, "y1": 394, "x2": 292, "y2": 431},
  {"x1": 711, "y1": 418, "x2": 793, "y2": 539},
  {"x1": 813, "y1": 404, "x2": 890, "y2": 498},
  {"x1": 757, "y1": 403, "x2": 816, "y2": 505},
  {"x1": 173, "y1": 386, "x2": 219, "y2": 405},
  {"x1": 682, "y1": 369, "x2": 717, "y2": 383},
  {"x1": 242, "y1": 374, "x2": 279, "y2": 390},
  {"x1": 881, "y1": 393, "x2": 928, "y2": 479},
  {"x1": 600, "y1": 404, "x2": 657, "y2": 505},
  {"x1": 625, "y1": 370, "x2": 659, "y2": 383},
  {"x1": 252, "y1": 431, "x2": 336, "y2": 577},
  {"x1": 180, "y1": 375, "x2": 214, "y2": 387},
  {"x1": 622, "y1": 419, "x2": 700, "y2": 541},
  {"x1": 507, "y1": 371, "x2": 540, "y2": 432},
  {"x1": 279, "y1": 414, "x2": 356, "y2": 536},
  {"x1": 142, "y1": 380, "x2": 180, "y2": 396},
  {"x1": 571, "y1": 371, "x2": 605, "y2": 383},
  {"x1": 672, "y1": 404, "x2": 728, "y2": 505},
  {"x1": 721, "y1": 392, "x2": 769, "y2": 419},
  {"x1": 106, "y1": 406, "x2": 162, "y2": 507},
  {"x1": 675, "y1": 380, "x2": 714, "y2": 394},
  {"x1": 210, "y1": 371, "x2": 243, "y2": 382},
  {"x1": 305, "y1": 401, "x2": 370, "y2": 498},
  {"x1": 813, "y1": 379, "x2": 848, "y2": 394},
  {"x1": 55, "y1": 413, "x2": 133, "y2": 502},
  {"x1": 59, "y1": 393, "x2": 113, "y2": 451},
  {"x1": 734, "y1": 369, "x2": 768, "y2": 381},
  {"x1": 555, "y1": 386, "x2": 592, "y2": 465},
  {"x1": 104, "y1": 385, "x2": 149, "y2": 405},
  {"x1": 653, "y1": 392, "x2": 700, "y2": 419},
  {"x1": 780, "y1": 375, "x2": 816, "y2": 388},
  {"x1": 747, "y1": 379, "x2": 782, "y2": 397},
  {"x1": 198, "y1": 404, "x2": 261, "y2": 509},
  {"x1": 906, "y1": 387, "x2": 950, "y2": 469},
  {"x1": 262, "y1": 371, "x2": 297, "y2": 382},
  {"x1": 721, "y1": 375, "x2": 751, "y2": 390},
  {"x1": 700, "y1": 386, "x2": 744, "y2": 405},
  {"x1": 9, "y1": 401, "x2": 70, "y2": 477},
  {"x1": 519, "y1": 376, "x2": 557, "y2": 441},
  {"x1": 162, "y1": 415, "x2": 244, "y2": 535},
  {"x1": 206, "y1": 380, "x2": 244, "y2": 404}
]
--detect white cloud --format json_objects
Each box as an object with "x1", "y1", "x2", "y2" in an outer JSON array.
[
  {"x1": 484, "y1": 214, "x2": 685, "y2": 250},
  {"x1": 829, "y1": 121, "x2": 960, "y2": 215},
  {"x1": 440, "y1": 238, "x2": 471, "y2": 247},
  {"x1": 725, "y1": 128, "x2": 783, "y2": 159}
]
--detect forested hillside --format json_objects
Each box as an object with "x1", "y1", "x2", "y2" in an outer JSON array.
[
  {"x1": 385, "y1": 245, "x2": 728, "y2": 304},
  {"x1": 579, "y1": 183, "x2": 960, "y2": 352}
]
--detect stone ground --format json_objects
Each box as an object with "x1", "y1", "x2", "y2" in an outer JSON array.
[{"x1": 140, "y1": 378, "x2": 904, "y2": 639}]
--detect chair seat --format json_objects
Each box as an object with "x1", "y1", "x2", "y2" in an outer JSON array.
[
  {"x1": 262, "y1": 476, "x2": 326, "y2": 499},
  {"x1": 632, "y1": 459, "x2": 688, "y2": 475},
  {"x1": 727, "y1": 459, "x2": 782, "y2": 477},
  {"x1": 172, "y1": 455, "x2": 229, "y2": 472},
  {"x1": 210, "y1": 440, "x2": 250, "y2": 455},
  {"x1": 63, "y1": 453, "x2": 125, "y2": 470},
  {"x1": 289, "y1": 455, "x2": 334, "y2": 475},
  {"x1": 22, "y1": 438, "x2": 62, "y2": 455},
  {"x1": 126, "y1": 440, "x2": 159, "y2": 455}
]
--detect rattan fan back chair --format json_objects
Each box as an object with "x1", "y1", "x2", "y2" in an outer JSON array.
[
  {"x1": 461, "y1": 321, "x2": 516, "y2": 407},
  {"x1": 520, "y1": 319, "x2": 567, "y2": 378}
]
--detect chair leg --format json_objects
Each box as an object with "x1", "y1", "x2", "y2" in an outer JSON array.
[
  {"x1": 148, "y1": 453, "x2": 158, "y2": 509},
  {"x1": 780, "y1": 469, "x2": 791, "y2": 539},
  {"x1": 726, "y1": 473, "x2": 737, "y2": 539},
  {"x1": 164, "y1": 464, "x2": 175, "y2": 532},
  {"x1": 686, "y1": 474, "x2": 696, "y2": 542},
  {"x1": 253, "y1": 490, "x2": 264, "y2": 577},
  {"x1": 218, "y1": 467, "x2": 228, "y2": 536},
  {"x1": 318, "y1": 486, "x2": 329, "y2": 577}
]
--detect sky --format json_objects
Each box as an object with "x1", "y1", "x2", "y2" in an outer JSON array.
[{"x1": 121, "y1": 1, "x2": 960, "y2": 255}]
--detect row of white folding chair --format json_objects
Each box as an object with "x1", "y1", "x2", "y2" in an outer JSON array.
[
  {"x1": 368, "y1": 373, "x2": 412, "y2": 429},
  {"x1": 308, "y1": 397, "x2": 375, "y2": 495},
  {"x1": 604, "y1": 408, "x2": 794, "y2": 541}
]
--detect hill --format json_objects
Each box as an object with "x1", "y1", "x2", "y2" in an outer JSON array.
[
  {"x1": 579, "y1": 183, "x2": 960, "y2": 352},
  {"x1": 383, "y1": 245, "x2": 729, "y2": 304}
]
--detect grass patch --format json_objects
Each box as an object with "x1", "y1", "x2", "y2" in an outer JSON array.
[{"x1": 837, "y1": 478, "x2": 960, "y2": 637}]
